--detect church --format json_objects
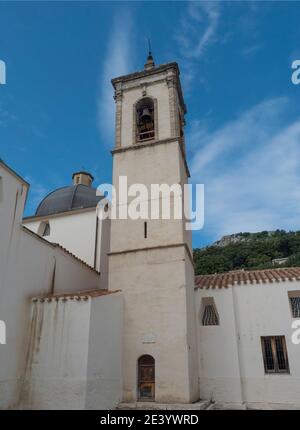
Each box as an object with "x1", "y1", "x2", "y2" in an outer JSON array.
[{"x1": 1, "y1": 55, "x2": 300, "y2": 410}]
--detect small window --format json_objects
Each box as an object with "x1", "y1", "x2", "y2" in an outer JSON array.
[
  {"x1": 261, "y1": 336, "x2": 289, "y2": 374},
  {"x1": 42, "y1": 222, "x2": 50, "y2": 237},
  {"x1": 288, "y1": 292, "x2": 300, "y2": 318},
  {"x1": 144, "y1": 221, "x2": 147, "y2": 238},
  {"x1": 202, "y1": 302, "x2": 219, "y2": 326}
]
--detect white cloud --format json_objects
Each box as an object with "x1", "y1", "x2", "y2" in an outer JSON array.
[
  {"x1": 98, "y1": 10, "x2": 134, "y2": 146},
  {"x1": 190, "y1": 97, "x2": 300, "y2": 241},
  {"x1": 176, "y1": 1, "x2": 220, "y2": 59},
  {"x1": 0, "y1": 103, "x2": 16, "y2": 127},
  {"x1": 174, "y1": 1, "x2": 220, "y2": 89}
]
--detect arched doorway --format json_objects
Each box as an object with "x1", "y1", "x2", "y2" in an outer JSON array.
[{"x1": 138, "y1": 355, "x2": 155, "y2": 401}]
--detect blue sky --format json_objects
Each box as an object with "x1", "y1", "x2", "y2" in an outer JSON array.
[{"x1": 1, "y1": 1, "x2": 300, "y2": 248}]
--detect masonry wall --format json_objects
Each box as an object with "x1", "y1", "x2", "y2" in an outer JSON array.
[{"x1": 109, "y1": 246, "x2": 198, "y2": 403}]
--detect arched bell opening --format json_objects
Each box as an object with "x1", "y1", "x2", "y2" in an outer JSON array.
[{"x1": 136, "y1": 98, "x2": 155, "y2": 142}]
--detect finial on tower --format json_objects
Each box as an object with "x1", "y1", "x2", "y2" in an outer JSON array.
[{"x1": 144, "y1": 38, "x2": 155, "y2": 70}]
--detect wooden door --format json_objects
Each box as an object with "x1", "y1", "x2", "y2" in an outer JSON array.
[{"x1": 138, "y1": 355, "x2": 155, "y2": 401}]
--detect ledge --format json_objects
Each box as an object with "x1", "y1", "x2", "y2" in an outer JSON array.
[{"x1": 111, "y1": 137, "x2": 190, "y2": 178}]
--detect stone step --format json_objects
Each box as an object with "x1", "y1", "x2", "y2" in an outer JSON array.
[{"x1": 116, "y1": 400, "x2": 211, "y2": 410}]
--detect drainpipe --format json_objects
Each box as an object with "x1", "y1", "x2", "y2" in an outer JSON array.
[
  {"x1": 94, "y1": 212, "x2": 99, "y2": 270},
  {"x1": 231, "y1": 284, "x2": 246, "y2": 404}
]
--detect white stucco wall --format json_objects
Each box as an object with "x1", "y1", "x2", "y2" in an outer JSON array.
[
  {"x1": 23, "y1": 206, "x2": 110, "y2": 289},
  {"x1": 86, "y1": 292, "x2": 123, "y2": 409},
  {"x1": 24, "y1": 210, "x2": 97, "y2": 267},
  {"x1": 20, "y1": 292, "x2": 123, "y2": 410},
  {"x1": 0, "y1": 162, "x2": 101, "y2": 409},
  {"x1": 196, "y1": 281, "x2": 300, "y2": 405}
]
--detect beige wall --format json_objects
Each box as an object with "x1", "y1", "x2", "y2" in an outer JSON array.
[
  {"x1": 109, "y1": 246, "x2": 197, "y2": 403},
  {"x1": 110, "y1": 141, "x2": 189, "y2": 253},
  {"x1": 109, "y1": 64, "x2": 198, "y2": 403}
]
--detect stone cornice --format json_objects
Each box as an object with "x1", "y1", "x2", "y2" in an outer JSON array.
[
  {"x1": 108, "y1": 242, "x2": 194, "y2": 267},
  {"x1": 111, "y1": 62, "x2": 186, "y2": 114}
]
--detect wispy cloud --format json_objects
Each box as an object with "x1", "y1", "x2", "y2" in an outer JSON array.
[
  {"x1": 175, "y1": 1, "x2": 221, "y2": 88},
  {"x1": 176, "y1": 1, "x2": 220, "y2": 59},
  {"x1": 190, "y1": 97, "x2": 300, "y2": 241},
  {"x1": 0, "y1": 102, "x2": 16, "y2": 127},
  {"x1": 98, "y1": 9, "x2": 134, "y2": 146}
]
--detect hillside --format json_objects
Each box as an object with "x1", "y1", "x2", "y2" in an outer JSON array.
[{"x1": 193, "y1": 230, "x2": 300, "y2": 275}]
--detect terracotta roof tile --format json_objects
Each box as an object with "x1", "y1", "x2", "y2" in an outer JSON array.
[
  {"x1": 31, "y1": 289, "x2": 121, "y2": 301},
  {"x1": 194, "y1": 267, "x2": 300, "y2": 290}
]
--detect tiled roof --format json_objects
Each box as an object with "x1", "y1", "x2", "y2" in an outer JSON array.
[
  {"x1": 31, "y1": 289, "x2": 121, "y2": 302},
  {"x1": 194, "y1": 267, "x2": 300, "y2": 290}
]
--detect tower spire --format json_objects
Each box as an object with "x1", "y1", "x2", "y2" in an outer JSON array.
[{"x1": 144, "y1": 38, "x2": 155, "y2": 70}]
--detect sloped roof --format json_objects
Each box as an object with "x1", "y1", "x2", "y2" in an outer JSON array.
[{"x1": 194, "y1": 267, "x2": 300, "y2": 290}]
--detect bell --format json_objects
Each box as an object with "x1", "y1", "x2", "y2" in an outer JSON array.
[{"x1": 140, "y1": 107, "x2": 152, "y2": 122}]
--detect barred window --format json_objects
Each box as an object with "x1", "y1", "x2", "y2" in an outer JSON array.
[
  {"x1": 42, "y1": 222, "x2": 50, "y2": 237},
  {"x1": 261, "y1": 336, "x2": 289, "y2": 374},
  {"x1": 290, "y1": 296, "x2": 300, "y2": 318},
  {"x1": 202, "y1": 304, "x2": 219, "y2": 326}
]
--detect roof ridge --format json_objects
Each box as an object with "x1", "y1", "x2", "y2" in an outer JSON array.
[{"x1": 195, "y1": 267, "x2": 300, "y2": 290}]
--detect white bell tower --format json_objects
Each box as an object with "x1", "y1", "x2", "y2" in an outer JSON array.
[{"x1": 108, "y1": 54, "x2": 199, "y2": 403}]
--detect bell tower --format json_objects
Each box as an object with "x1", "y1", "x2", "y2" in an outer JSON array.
[{"x1": 108, "y1": 55, "x2": 199, "y2": 403}]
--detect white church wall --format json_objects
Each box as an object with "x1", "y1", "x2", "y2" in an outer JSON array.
[
  {"x1": 24, "y1": 208, "x2": 110, "y2": 290},
  {"x1": 24, "y1": 209, "x2": 97, "y2": 269},
  {"x1": 234, "y1": 281, "x2": 300, "y2": 404},
  {"x1": 86, "y1": 292, "x2": 123, "y2": 409},
  {"x1": 20, "y1": 292, "x2": 122, "y2": 410},
  {"x1": 196, "y1": 281, "x2": 300, "y2": 405},
  {"x1": 0, "y1": 163, "x2": 101, "y2": 409},
  {"x1": 20, "y1": 298, "x2": 91, "y2": 410},
  {"x1": 196, "y1": 288, "x2": 243, "y2": 403}
]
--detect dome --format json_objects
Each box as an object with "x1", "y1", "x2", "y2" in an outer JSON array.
[{"x1": 35, "y1": 184, "x2": 102, "y2": 217}]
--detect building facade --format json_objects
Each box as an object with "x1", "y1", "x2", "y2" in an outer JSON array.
[{"x1": 0, "y1": 56, "x2": 300, "y2": 409}]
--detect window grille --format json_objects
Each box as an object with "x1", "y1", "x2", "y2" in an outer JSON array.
[
  {"x1": 42, "y1": 222, "x2": 50, "y2": 237},
  {"x1": 261, "y1": 336, "x2": 289, "y2": 373},
  {"x1": 290, "y1": 297, "x2": 300, "y2": 318},
  {"x1": 202, "y1": 304, "x2": 219, "y2": 326}
]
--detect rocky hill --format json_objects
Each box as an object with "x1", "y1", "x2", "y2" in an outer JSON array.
[{"x1": 193, "y1": 230, "x2": 300, "y2": 275}]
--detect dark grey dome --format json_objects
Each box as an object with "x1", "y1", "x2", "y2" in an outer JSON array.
[{"x1": 35, "y1": 184, "x2": 102, "y2": 217}]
